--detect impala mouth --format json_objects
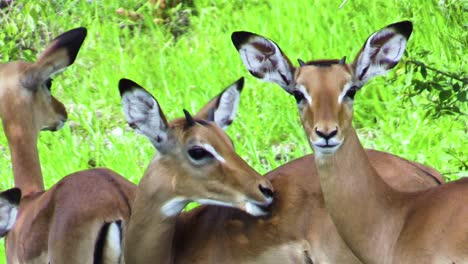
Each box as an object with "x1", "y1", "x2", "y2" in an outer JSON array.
[
  {"x1": 311, "y1": 139, "x2": 342, "y2": 155},
  {"x1": 41, "y1": 119, "x2": 66, "y2": 132},
  {"x1": 245, "y1": 200, "x2": 272, "y2": 216},
  {"x1": 316, "y1": 143, "x2": 338, "y2": 148}
]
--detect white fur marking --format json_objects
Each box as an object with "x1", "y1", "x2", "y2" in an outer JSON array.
[
  {"x1": 338, "y1": 82, "x2": 353, "y2": 104},
  {"x1": 202, "y1": 144, "x2": 226, "y2": 163},
  {"x1": 103, "y1": 222, "x2": 122, "y2": 263},
  {"x1": 0, "y1": 199, "x2": 17, "y2": 235},
  {"x1": 297, "y1": 84, "x2": 312, "y2": 105},
  {"x1": 161, "y1": 197, "x2": 188, "y2": 217},
  {"x1": 195, "y1": 199, "x2": 235, "y2": 207},
  {"x1": 246, "y1": 202, "x2": 268, "y2": 216}
]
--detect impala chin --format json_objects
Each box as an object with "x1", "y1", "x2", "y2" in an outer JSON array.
[
  {"x1": 41, "y1": 119, "x2": 66, "y2": 132},
  {"x1": 310, "y1": 138, "x2": 342, "y2": 156},
  {"x1": 245, "y1": 200, "x2": 271, "y2": 216}
]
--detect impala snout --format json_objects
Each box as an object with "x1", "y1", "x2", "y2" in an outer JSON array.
[
  {"x1": 311, "y1": 124, "x2": 342, "y2": 155},
  {"x1": 259, "y1": 183, "x2": 274, "y2": 201},
  {"x1": 244, "y1": 177, "x2": 274, "y2": 216},
  {"x1": 315, "y1": 127, "x2": 338, "y2": 141},
  {"x1": 42, "y1": 97, "x2": 68, "y2": 131}
]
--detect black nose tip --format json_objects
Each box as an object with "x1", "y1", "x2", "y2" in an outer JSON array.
[
  {"x1": 315, "y1": 127, "x2": 338, "y2": 140},
  {"x1": 259, "y1": 184, "x2": 274, "y2": 199}
]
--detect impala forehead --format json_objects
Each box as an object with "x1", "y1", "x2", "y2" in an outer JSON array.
[{"x1": 295, "y1": 64, "x2": 353, "y2": 98}]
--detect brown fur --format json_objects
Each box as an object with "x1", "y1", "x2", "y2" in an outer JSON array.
[
  {"x1": 294, "y1": 41, "x2": 468, "y2": 263},
  {"x1": 231, "y1": 27, "x2": 454, "y2": 263},
  {"x1": 0, "y1": 29, "x2": 136, "y2": 263},
  {"x1": 123, "y1": 81, "x2": 444, "y2": 263}
]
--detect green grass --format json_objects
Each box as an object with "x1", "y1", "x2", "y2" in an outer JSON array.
[{"x1": 0, "y1": 0, "x2": 466, "y2": 261}]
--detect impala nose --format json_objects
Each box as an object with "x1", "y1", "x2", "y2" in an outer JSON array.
[
  {"x1": 315, "y1": 127, "x2": 338, "y2": 140},
  {"x1": 259, "y1": 184, "x2": 274, "y2": 200}
]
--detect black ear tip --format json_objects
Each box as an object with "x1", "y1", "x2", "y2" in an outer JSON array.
[
  {"x1": 1, "y1": 187, "x2": 22, "y2": 205},
  {"x1": 57, "y1": 27, "x2": 88, "y2": 41},
  {"x1": 391, "y1": 20, "x2": 413, "y2": 39},
  {"x1": 118, "y1": 78, "x2": 139, "y2": 96},
  {"x1": 53, "y1": 27, "x2": 88, "y2": 65},
  {"x1": 231, "y1": 31, "x2": 255, "y2": 49},
  {"x1": 236, "y1": 77, "x2": 245, "y2": 92}
]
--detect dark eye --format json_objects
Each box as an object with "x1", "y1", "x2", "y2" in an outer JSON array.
[
  {"x1": 345, "y1": 86, "x2": 358, "y2": 99},
  {"x1": 292, "y1": 90, "x2": 305, "y2": 104},
  {"x1": 188, "y1": 146, "x2": 213, "y2": 161},
  {"x1": 45, "y1": 78, "x2": 53, "y2": 90}
]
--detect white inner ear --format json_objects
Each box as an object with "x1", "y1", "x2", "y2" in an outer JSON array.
[
  {"x1": 122, "y1": 89, "x2": 168, "y2": 147},
  {"x1": 214, "y1": 85, "x2": 240, "y2": 130},
  {"x1": 0, "y1": 200, "x2": 18, "y2": 235},
  {"x1": 355, "y1": 28, "x2": 408, "y2": 85},
  {"x1": 238, "y1": 36, "x2": 294, "y2": 90}
]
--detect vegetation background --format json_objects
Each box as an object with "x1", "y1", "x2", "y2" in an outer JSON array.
[{"x1": 0, "y1": 0, "x2": 466, "y2": 261}]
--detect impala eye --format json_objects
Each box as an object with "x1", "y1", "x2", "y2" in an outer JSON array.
[
  {"x1": 187, "y1": 146, "x2": 213, "y2": 161},
  {"x1": 292, "y1": 90, "x2": 305, "y2": 104},
  {"x1": 45, "y1": 78, "x2": 53, "y2": 91},
  {"x1": 345, "y1": 86, "x2": 358, "y2": 100}
]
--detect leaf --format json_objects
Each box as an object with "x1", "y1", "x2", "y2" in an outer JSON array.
[
  {"x1": 452, "y1": 83, "x2": 460, "y2": 92},
  {"x1": 457, "y1": 90, "x2": 467, "y2": 102},
  {"x1": 431, "y1": 82, "x2": 444, "y2": 91},
  {"x1": 439, "y1": 90, "x2": 452, "y2": 101},
  {"x1": 420, "y1": 65, "x2": 428, "y2": 79}
]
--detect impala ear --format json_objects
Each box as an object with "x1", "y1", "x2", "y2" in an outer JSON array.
[
  {"x1": 119, "y1": 78, "x2": 171, "y2": 152},
  {"x1": 195, "y1": 77, "x2": 244, "y2": 130},
  {"x1": 0, "y1": 188, "x2": 21, "y2": 238},
  {"x1": 232, "y1": 31, "x2": 295, "y2": 93},
  {"x1": 352, "y1": 21, "x2": 412, "y2": 87},
  {"x1": 24, "y1": 27, "x2": 87, "y2": 90}
]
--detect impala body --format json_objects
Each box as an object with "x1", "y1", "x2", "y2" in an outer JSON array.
[
  {"x1": 0, "y1": 28, "x2": 135, "y2": 263},
  {"x1": 121, "y1": 76, "x2": 443, "y2": 263},
  {"x1": 232, "y1": 21, "x2": 467, "y2": 263}
]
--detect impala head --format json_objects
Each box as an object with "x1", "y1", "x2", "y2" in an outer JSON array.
[
  {"x1": 232, "y1": 21, "x2": 412, "y2": 156},
  {"x1": 0, "y1": 27, "x2": 87, "y2": 134},
  {"x1": 0, "y1": 187, "x2": 21, "y2": 237},
  {"x1": 119, "y1": 78, "x2": 274, "y2": 216}
]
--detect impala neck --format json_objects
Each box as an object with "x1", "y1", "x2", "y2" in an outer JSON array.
[
  {"x1": 2, "y1": 120, "x2": 44, "y2": 195},
  {"x1": 124, "y1": 157, "x2": 187, "y2": 264},
  {"x1": 315, "y1": 128, "x2": 405, "y2": 263}
]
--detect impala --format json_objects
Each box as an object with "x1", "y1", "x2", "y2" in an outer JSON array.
[
  {"x1": 232, "y1": 21, "x2": 467, "y2": 263},
  {"x1": 121, "y1": 76, "x2": 444, "y2": 263},
  {"x1": 0, "y1": 188, "x2": 21, "y2": 238},
  {"x1": 0, "y1": 28, "x2": 136, "y2": 263}
]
